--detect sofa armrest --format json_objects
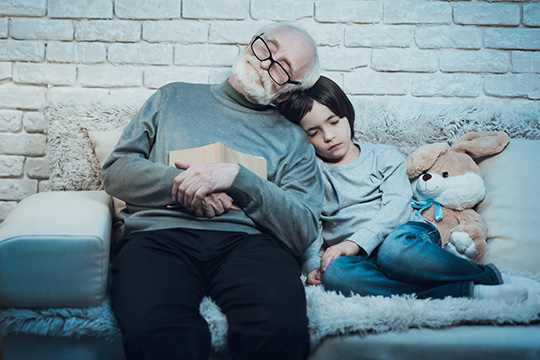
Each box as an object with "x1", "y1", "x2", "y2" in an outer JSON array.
[{"x1": 0, "y1": 191, "x2": 113, "y2": 307}]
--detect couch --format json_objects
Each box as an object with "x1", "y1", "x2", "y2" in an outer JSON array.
[{"x1": 1, "y1": 95, "x2": 540, "y2": 360}]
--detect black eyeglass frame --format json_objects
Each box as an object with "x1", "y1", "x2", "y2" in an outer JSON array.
[{"x1": 250, "y1": 34, "x2": 301, "y2": 86}]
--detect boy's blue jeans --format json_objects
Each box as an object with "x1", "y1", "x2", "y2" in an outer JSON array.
[{"x1": 322, "y1": 221, "x2": 503, "y2": 299}]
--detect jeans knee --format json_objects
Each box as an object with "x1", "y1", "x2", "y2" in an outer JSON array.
[
  {"x1": 321, "y1": 257, "x2": 355, "y2": 293},
  {"x1": 320, "y1": 261, "x2": 337, "y2": 283}
]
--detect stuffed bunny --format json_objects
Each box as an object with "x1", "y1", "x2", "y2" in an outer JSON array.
[{"x1": 406, "y1": 131, "x2": 509, "y2": 263}]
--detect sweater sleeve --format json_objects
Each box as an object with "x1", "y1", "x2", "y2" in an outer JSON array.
[
  {"x1": 101, "y1": 89, "x2": 181, "y2": 208},
  {"x1": 227, "y1": 145, "x2": 324, "y2": 256},
  {"x1": 301, "y1": 223, "x2": 324, "y2": 275},
  {"x1": 348, "y1": 148, "x2": 413, "y2": 256}
]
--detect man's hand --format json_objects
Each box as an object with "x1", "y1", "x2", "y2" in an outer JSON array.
[
  {"x1": 306, "y1": 268, "x2": 322, "y2": 286},
  {"x1": 201, "y1": 192, "x2": 233, "y2": 218},
  {"x1": 172, "y1": 162, "x2": 239, "y2": 217},
  {"x1": 320, "y1": 241, "x2": 360, "y2": 273}
]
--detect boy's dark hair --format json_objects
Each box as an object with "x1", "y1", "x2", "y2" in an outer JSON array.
[{"x1": 277, "y1": 76, "x2": 355, "y2": 136}]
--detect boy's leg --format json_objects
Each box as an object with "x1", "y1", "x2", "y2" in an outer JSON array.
[
  {"x1": 321, "y1": 254, "x2": 472, "y2": 299},
  {"x1": 208, "y1": 233, "x2": 310, "y2": 360},
  {"x1": 377, "y1": 221, "x2": 502, "y2": 293},
  {"x1": 323, "y1": 222, "x2": 527, "y2": 301},
  {"x1": 322, "y1": 254, "x2": 433, "y2": 297},
  {"x1": 111, "y1": 229, "x2": 211, "y2": 360}
]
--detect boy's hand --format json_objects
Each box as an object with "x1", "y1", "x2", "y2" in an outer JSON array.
[
  {"x1": 320, "y1": 241, "x2": 360, "y2": 273},
  {"x1": 306, "y1": 268, "x2": 322, "y2": 286}
]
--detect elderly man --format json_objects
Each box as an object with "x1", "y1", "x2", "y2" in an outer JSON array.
[{"x1": 102, "y1": 23, "x2": 323, "y2": 360}]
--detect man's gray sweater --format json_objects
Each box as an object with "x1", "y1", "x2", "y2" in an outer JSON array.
[{"x1": 101, "y1": 81, "x2": 323, "y2": 255}]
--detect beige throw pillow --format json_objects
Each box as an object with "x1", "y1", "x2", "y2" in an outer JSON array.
[
  {"x1": 88, "y1": 131, "x2": 123, "y2": 167},
  {"x1": 88, "y1": 131, "x2": 126, "y2": 227},
  {"x1": 477, "y1": 139, "x2": 540, "y2": 274}
]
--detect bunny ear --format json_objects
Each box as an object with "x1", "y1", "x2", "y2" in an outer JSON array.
[
  {"x1": 406, "y1": 142, "x2": 450, "y2": 179},
  {"x1": 452, "y1": 131, "x2": 510, "y2": 159}
]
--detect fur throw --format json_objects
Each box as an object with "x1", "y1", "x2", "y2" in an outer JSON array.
[{"x1": 2, "y1": 274, "x2": 540, "y2": 352}]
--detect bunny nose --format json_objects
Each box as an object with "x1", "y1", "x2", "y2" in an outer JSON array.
[{"x1": 422, "y1": 173, "x2": 432, "y2": 181}]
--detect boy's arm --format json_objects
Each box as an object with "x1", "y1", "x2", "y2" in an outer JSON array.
[{"x1": 347, "y1": 148, "x2": 413, "y2": 256}]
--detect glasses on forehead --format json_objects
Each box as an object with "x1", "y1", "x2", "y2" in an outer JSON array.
[{"x1": 250, "y1": 35, "x2": 301, "y2": 86}]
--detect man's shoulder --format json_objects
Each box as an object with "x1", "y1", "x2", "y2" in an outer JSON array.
[
  {"x1": 154, "y1": 82, "x2": 214, "y2": 107},
  {"x1": 160, "y1": 81, "x2": 210, "y2": 93}
]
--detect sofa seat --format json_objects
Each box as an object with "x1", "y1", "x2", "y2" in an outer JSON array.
[
  {"x1": 0, "y1": 191, "x2": 112, "y2": 308},
  {"x1": 4, "y1": 324, "x2": 540, "y2": 360},
  {"x1": 2, "y1": 98, "x2": 540, "y2": 360}
]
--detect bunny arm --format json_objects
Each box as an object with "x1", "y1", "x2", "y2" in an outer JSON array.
[{"x1": 416, "y1": 206, "x2": 487, "y2": 263}]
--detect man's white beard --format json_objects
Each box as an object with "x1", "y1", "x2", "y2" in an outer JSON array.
[{"x1": 232, "y1": 52, "x2": 282, "y2": 105}]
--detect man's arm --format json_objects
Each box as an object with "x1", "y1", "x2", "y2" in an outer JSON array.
[
  {"x1": 302, "y1": 228, "x2": 324, "y2": 275},
  {"x1": 172, "y1": 161, "x2": 239, "y2": 216},
  {"x1": 227, "y1": 148, "x2": 324, "y2": 255},
  {"x1": 170, "y1": 155, "x2": 323, "y2": 255},
  {"x1": 101, "y1": 89, "x2": 181, "y2": 208}
]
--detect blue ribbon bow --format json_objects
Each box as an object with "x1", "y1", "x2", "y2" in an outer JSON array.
[{"x1": 411, "y1": 198, "x2": 444, "y2": 221}]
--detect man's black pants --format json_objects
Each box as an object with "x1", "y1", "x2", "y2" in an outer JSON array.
[{"x1": 111, "y1": 228, "x2": 310, "y2": 360}]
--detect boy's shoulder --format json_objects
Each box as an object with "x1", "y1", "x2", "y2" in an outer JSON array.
[{"x1": 358, "y1": 142, "x2": 403, "y2": 157}]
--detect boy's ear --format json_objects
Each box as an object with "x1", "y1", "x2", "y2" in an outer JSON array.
[{"x1": 274, "y1": 92, "x2": 292, "y2": 104}]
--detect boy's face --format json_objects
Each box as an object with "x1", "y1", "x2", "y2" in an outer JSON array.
[{"x1": 299, "y1": 100, "x2": 357, "y2": 166}]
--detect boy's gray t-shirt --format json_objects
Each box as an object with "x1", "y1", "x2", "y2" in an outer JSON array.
[{"x1": 303, "y1": 143, "x2": 423, "y2": 273}]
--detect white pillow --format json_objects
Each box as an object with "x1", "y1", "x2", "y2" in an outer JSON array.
[
  {"x1": 477, "y1": 139, "x2": 540, "y2": 274},
  {"x1": 88, "y1": 131, "x2": 126, "y2": 228},
  {"x1": 88, "y1": 131, "x2": 123, "y2": 167}
]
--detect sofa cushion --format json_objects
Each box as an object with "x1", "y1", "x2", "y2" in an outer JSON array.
[
  {"x1": 478, "y1": 139, "x2": 540, "y2": 274},
  {"x1": 0, "y1": 191, "x2": 112, "y2": 308}
]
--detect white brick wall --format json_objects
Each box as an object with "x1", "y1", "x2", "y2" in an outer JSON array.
[{"x1": 0, "y1": 0, "x2": 539, "y2": 219}]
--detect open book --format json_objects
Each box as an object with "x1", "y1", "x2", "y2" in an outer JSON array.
[{"x1": 169, "y1": 142, "x2": 268, "y2": 210}]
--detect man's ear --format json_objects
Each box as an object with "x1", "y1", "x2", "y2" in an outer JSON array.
[
  {"x1": 246, "y1": 35, "x2": 256, "y2": 47},
  {"x1": 274, "y1": 92, "x2": 292, "y2": 104}
]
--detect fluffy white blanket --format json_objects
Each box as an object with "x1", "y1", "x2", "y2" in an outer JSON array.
[{"x1": 1, "y1": 276, "x2": 539, "y2": 351}]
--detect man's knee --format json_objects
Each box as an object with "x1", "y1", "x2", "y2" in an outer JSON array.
[
  {"x1": 229, "y1": 308, "x2": 310, "y2": 359},
  {"x1": 118, "y1": 311, "x2": 212, "y2": 360}
]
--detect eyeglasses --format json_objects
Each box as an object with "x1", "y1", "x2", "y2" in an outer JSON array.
[{"x1": 250, "y1": 35, "x2": 301, "y2": 86}]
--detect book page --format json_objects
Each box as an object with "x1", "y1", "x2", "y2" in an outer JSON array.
[
  {"x1": 169, "y1": 142, "x2": 267, "y2": 179},
  {"x1": 169, "y1": 142, "x2": 267, "y2": 210}
]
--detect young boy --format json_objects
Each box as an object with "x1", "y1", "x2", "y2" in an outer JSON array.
[{"x1": 278, "y1": 76, "x2": 537, "y2": 302}]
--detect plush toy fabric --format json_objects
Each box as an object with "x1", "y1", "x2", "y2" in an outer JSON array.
[{"x1": 406, "y1": 131, "x2": 510, "y2": 263}]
